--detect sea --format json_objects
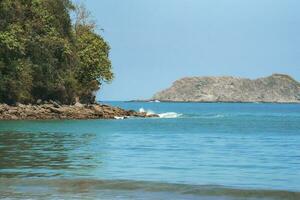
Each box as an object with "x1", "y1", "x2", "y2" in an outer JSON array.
[{"x1": 0, "y1": 102, "x2": 300, "y2": 200}]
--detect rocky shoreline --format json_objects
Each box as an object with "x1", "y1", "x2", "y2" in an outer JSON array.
[{"x1": 0, "y1": 103, "x2": 158, "y2": 120}]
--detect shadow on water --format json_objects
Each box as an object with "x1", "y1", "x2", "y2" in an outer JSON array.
[{"x1": 0, "y1": 131, "x2": 102, "y2": 178}]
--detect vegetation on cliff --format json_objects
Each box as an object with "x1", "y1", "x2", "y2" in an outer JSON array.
[{"x1": 0, "y1": 0, "x2": 113, "y2": 105}]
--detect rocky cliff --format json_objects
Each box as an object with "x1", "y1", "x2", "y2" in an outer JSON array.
[{"x1": 153, "y1": 74, "x2": 300, "y2": 103}]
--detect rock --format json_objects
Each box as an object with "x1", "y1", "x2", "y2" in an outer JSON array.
[
  {"x1": 153, "y1": 74, "x2": 300, "y2": 103},
  {"x1": 91, "y1": 105, "x2": 103, "y2": 114},
  {"x1": 15, "y1": 102, "x2": 21, "y2": 106},
  {"x1": 0, "y1": 104, "x2": 8, "y2": 113},
  {"x1": 0, "y1": 103, "x2": 157, "y2": 120},
  {"x1": 48, "y1": 107, "x2": 63, "y2": 114},
  {"x1": 74, "y1": 102, "x2": 84, "y2": 107},
  {"x1": 53, "y1": 102, "x2": 61, "y2": 108},
  {"x1": 36, "y1": 99, "x2": 42, "y2": 105}
]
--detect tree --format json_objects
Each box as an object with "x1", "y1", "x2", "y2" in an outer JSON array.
[
  {"x1": 74, "y1": 4, "x2": 113, "y2": 103},
  {"x1": 0, "y1": 0, "x2": 113, "y2": 105}
]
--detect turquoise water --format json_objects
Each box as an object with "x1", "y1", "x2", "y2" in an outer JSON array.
[{"x1": 0, "y1": 102, "x2": 300, "y2": 199}]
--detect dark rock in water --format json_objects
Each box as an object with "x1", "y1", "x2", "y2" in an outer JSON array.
[
  {"x1": 153, "y1": 74, "x2": 300, "y2": 103},
  {"x1": 0, "y1": 103, "x2": 159, "y2": 120}
]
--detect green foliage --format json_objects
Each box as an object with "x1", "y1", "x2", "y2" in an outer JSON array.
[
  {"x1": 76, "y1": 26, "x2": 113, "y2": 84},
  {"x1": 0, "y1": 59, "x2": 33, "y2": 104},
  {"x1": 0, "y1": 0, "x2": 113, "y2": 104}
]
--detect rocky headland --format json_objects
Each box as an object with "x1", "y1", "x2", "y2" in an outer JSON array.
[
  {"x1": 0, "y1": 102, "x2": 158, "y2": 120},
  {"x1": 153, "y1": 74, "x2": 300, "y2": 103}
]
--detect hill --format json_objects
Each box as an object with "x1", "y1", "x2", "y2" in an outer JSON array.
[{"x1": 153, "y1": 74, "x2": 300, "y2": 103}]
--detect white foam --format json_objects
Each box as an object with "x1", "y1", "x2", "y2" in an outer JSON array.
[
  {"x1": 149, "y1": 100, "x2": 160, "y2": 103},
  {"x1": 158, "y1": 112, "x2": 182, "y2": 118},
  {"x1": 204, "y1": 114, "x2": 224, "y2": 119},
  {"x1": 114, "y1": 116, "x2": 125, "y2": 120},
  {"x1": 189, "y1": 114, "x2": 224, "y2": 119},
  {"x1": 139, "y1": 108, "x2": 146, "y2": 113},
  {"x1": 139, "y1": 108, "x2": 155, "y2": 116},
  {"x1": 139, "y1": 108, "x2": 182, "y2": 118}
]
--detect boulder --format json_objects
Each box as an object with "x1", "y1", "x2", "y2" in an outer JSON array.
[
  {"x1": 36, "y1": 99, "x2": 42, "y2": 105},
  {"x1": 74, "y1": 102, "x2": 84, "y2": 107}
]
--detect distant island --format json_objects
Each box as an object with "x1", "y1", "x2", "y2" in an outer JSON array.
[{"x1": 152, "y1": 74, "x2": 300, "y2": 103}]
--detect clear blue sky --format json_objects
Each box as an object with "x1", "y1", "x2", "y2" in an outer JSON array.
[{"x1": 83, "y1": 0, "x2": 300, "y2": 101}]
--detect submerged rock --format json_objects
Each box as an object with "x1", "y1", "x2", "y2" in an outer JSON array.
[{"x1": 0, "y1": 103, "x2": 158, "y2": 120}]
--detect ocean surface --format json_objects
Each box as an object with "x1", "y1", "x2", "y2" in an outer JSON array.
[{"x1": 0, "y1": 102, "x2": 300, "y2": 200}]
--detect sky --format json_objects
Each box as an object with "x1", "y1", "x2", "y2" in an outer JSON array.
[{"x1": 82, "y1": 0, "x2": 300, "y2": 101}]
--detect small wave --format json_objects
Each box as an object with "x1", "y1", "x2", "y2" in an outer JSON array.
[
  {"x1": 158, "y1": 112, "x2": 182, "y2": 118},
  {"x1": 148, "y1": 100, "x2": 160, "y2": 103},
  {"x1": 200, "y1": 114, "x2": 224, "y2": 119},
  {"x1": 2, "y1": 178, "x2": 299, "y2": 200},
  {"x1": 114, "y1": 116, "x2": 125, "y2": 120},
  {"x1": 139, "y1": 108, "x2": 155, "y2": 115},
  {"x1": 181, "y1": 114, "x2": 225, "y2": 119},
  {"x1": 139, "y1": 108, "x2": 182, "y2": 118}
]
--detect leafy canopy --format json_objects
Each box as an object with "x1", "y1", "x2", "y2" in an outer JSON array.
[{"x1": 0, "y1": 0, "x2": 113, "y2": 104}]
